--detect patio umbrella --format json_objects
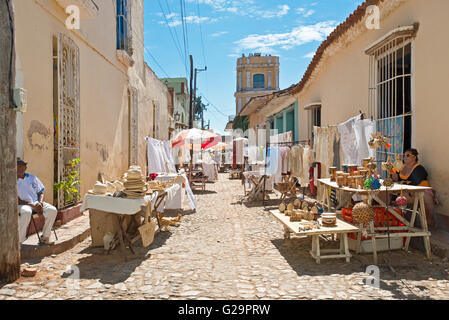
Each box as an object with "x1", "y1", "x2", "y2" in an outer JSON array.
[
  {"x1": 171, "y1": 128, "x2": 219, "y2": 149},
  {"x1": 211, "y1": 142, "x2": 229, "y2": 150}
]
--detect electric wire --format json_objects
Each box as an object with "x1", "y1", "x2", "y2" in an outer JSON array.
[
  {"x1": 161, "y1": 0, "x2": 189, "y2": 80},
  {"x1": 157, "y1": 0, "x2": 186, "y2": 72},
  {"x1": 180, "y1": 0, "x2": 190, "y2": 81},
  {"x1": 198, "y1": 93, "x2": 230, "y2": 118}
]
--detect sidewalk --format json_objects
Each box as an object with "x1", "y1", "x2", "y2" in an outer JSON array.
[
  {"x1": 429, "y1": 228, "x2": 449, "y2": 260},
  {"x1": 21, "y1": 213, "x2": 90, "y2": 260}
]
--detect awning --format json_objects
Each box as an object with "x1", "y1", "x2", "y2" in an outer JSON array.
[{"x1": 303, "y1": 102, "x2": 322, "y2": 110}]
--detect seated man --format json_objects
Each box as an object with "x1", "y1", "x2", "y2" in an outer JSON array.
[{"x1": 17, "y1": 158, "x2": 57, "y2": 245}]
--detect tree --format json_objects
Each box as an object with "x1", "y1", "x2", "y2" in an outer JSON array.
[
  {"x1": 194, "y1": 96, "x2": 207, "y2": 129},
  {"x1": 233, "y1": 116, "x2": 249, "y2": 132},
  {"x1": 0, "y1": 0, "x2": 20, "y2": 282}
]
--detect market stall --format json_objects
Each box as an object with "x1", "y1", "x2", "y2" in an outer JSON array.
[
  {"x1": 318, "y1": 177, "x2": 432, "y2": 263},
  {"x1": 80, "y1": 166, "x2": 184, "y2": 256},
  {"x1": 269, "y1": 209, "x2": 360, "y2": 264}
]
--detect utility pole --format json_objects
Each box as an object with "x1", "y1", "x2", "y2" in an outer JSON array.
[
  {"x1": 193, "y1": 66, "x2": 207, "y2": 128},
  {"x1": 0, "y1": 0, "x2": 20, "y2": 282},
  {"x1": 189, "y1": 55, "x2": 194, "y2": 129}
]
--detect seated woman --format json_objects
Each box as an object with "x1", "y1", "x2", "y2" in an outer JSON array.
[{"x1": 391, "y1": 148, "x2": 437, "y2": 228}]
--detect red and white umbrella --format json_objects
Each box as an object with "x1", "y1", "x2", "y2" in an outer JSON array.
[{"x1": 171, "y1": 128, "x2": 220, "y2": 149}]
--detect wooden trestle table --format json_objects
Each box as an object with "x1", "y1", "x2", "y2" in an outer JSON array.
[{"x1": 317, "y1": 178, "x2": 432, "y2": 264}]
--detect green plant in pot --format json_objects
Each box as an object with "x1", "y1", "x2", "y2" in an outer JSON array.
[{"x1": 54, "y1": 157, "x2": 83, "y2": 208}]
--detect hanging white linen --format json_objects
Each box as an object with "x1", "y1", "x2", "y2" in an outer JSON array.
[
  {"x1": 354, "y1": 119, "x2": 376, "y2": 165},
  {"x1": 147, "y1": 137, "x2": 166, "y2": 174},
  {"x1": 164, "y1": 141, "x2": 177, "y2": 173},
  {"x1": 338, "y1": 115, "x2": 360, "y2": 166}
]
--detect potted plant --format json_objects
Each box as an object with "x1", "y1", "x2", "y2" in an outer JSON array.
[{"x1": 53, "y1": 157, "x2": 83, "y2": 224}]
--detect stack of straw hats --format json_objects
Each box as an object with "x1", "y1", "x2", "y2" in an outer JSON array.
[{"x1": 123, "y1": 166, "x2": 147, "y2": 199}]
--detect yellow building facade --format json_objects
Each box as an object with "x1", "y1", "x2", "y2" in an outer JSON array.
[
  {"x1": 235, "y1": 53, "x2": 279, "y2": 115},
  {"x1": 13, "y1": 0, "x2": 170, "y2": 208}
]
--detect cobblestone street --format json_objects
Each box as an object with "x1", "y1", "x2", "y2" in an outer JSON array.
[{"x1": 1, "y1": 173, "x2": 449, "y2": 300}]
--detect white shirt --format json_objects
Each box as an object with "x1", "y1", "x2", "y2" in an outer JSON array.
[{"x1": 17, "y1": 173, "x2": 45, "y2": 204}]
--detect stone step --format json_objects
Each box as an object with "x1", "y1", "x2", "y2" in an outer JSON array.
[{"x1": 21, "y1": 213, "x2": 91, "y2": 260}]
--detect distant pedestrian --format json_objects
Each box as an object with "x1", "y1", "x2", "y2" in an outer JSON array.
[{"x1": 17, "y1": 158, "x2": 57, "y2": 245}]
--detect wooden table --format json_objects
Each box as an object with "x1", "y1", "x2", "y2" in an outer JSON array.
[
  {"x1": 81, "y1": 192, "x2": 166, "y2": 257},
  {"x1": 270, "y1": 209, "x2": 360, "y2": 264},
  {"x1": 317, "y1": 178, "x2": 432, "y2": 263}
]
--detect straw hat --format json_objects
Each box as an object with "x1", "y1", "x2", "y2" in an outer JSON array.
[
  {"x1": 106, "y1": 181, "x2": 116, "y2": 194},
  {"x1": 88, "y1": 181, "x2": 108, "y2": 195},
  {"x1": 113, "y1": 180, "x2": 125, "y2": 191}
]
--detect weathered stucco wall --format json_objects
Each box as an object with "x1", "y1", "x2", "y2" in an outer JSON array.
[
  {"x1": 14, "y1": 0, "x2": 136, "y2": 204},
  {"x1": 296, "y1": 0, "x2": 449, "y2": 215}
]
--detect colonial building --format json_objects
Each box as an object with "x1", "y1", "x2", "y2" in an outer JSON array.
[
  {"x1": 290, "y1": 0, "x2": 448, "y2": 224},
  {"x1": 234, "y1": 53, "x2": 279, "y2": 115},
  {"x1": 160, "y1": 77, "x2": 190, "y2": 130},
  {"x1": 12, "y1": 0, "x2": 170, "y2": 209}
]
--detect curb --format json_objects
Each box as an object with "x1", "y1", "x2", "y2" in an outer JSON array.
[{"x1": 21, "y1": 228, "x2": 91, "y2": 260}]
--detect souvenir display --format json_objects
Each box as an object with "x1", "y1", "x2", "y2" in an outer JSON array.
[
  {"x1": 342, "y1": 172, "x2": 350, "y2": 187},
  {"x1": 352, "y1": 202, "x2": 375, "y2": 224},
  {"x1": 381, "y1": 158, "x2": 394, "y2": 172},
  {"x1": 298, "y1": 220, "x2": 317, "y2": 232},
  {"x1": 394, "y1": 154, "x2": 404, "y2": 172},
  {"x1": 364, "y1": 177, "x2": 373, "y2": 190},
  {"x1": 290, "y1": 210, "x2": 303, "y2": 222},
  {"x1": 348, "y1": 176, "x2": 356, "y2": 189},
  {"x1": 354, "y1": 176, "x2": 364, "y2": 189},
  {"x1": 396, "y1": 189, "x2": 408, "y2": 210},
  {"x1": 279, "y1": 203, "x2": 286, "y2": 213},
  {"x1": 382, "y1": 177, "x2": 394, "y2": 188},
  {"x1": 123, "y1": 166, "x2": 147, "y2": 199},
  {"x1": 88, "y1": 181, "x2": 108, "y2": 195},
  {"x1": 371, "y1": 178, "x2": 381, "y2": 190},
  {"x1": 294, "y1": 198, "x2": 301, "y2": 209},
  {"x1": 303, "y1": 211, "x2": 314, "y2": 221},
  {"x1": 301, "y1": 201, "x2": 309, "y2": 210},
  {"x1": 329, "y1": 167, "x2": 338, "y2": 181},
  {"x1": 321, "y1": 213, "x2": 337, "y2": 227},
  {"x1": 336, "y1": 176, "x2": 345, "y2": 188},
  {"x1": 348, "y1": 165, "x2": 358, "y2": 176},
  {"x1": 362, "y1": 158, "x2": 371, "y2": 168},
  {"x1": 368, "y1": 132, "x2": 391, "y2": 150}
]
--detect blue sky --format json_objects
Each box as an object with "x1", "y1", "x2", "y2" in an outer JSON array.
[{"x1": 143, "y1": 0, "x2": 364, "y2": 131}]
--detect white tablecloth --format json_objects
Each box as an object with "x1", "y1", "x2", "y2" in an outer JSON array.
[
  {"x1": 154, "y1": 173, "x2": 197, "y2": 210},
  {"x1": 201, "y1": 162, "x2": 218, "y2": 182},
  {"x1": 80, "y1": 194, "x2": 156, "y2": 215}
]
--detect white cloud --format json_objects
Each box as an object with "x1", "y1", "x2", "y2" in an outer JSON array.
[
  {"x1": 158, "y1": 13, "x2": 218, "y2": 27},
  {"x1": 296, "y1": 8, "x2": 315, "y2": 17},
  {"x1": 234, "y1": 21, "x2": 337, "y2": 52},
  {"x1": 303, "y1": 10, "x2": 315, "y2": 17},
  {"x1": 257, "y1": 5, "x2": 290, "y2": 19},
  {"x1": 211, "y1": 31, "x2": 228, "y2": 37},
  {"x1": 303, "y1": 52, "x2": 315, "y2": 59}
]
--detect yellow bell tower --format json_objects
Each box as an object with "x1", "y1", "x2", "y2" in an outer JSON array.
[{"x1": 234, "y1": 53, "x2": 279, "y2": 115}]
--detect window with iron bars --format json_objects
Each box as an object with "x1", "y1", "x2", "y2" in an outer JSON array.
[
  {"x1": 368, "y1": 36, "x2": 413, "y2": 169},
  {"x1": 116, "y1": 0, "x2": 132, "y2": 55},
  {"x1": 309, "y1": 106, "x2": 321, "y2": 145}
]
